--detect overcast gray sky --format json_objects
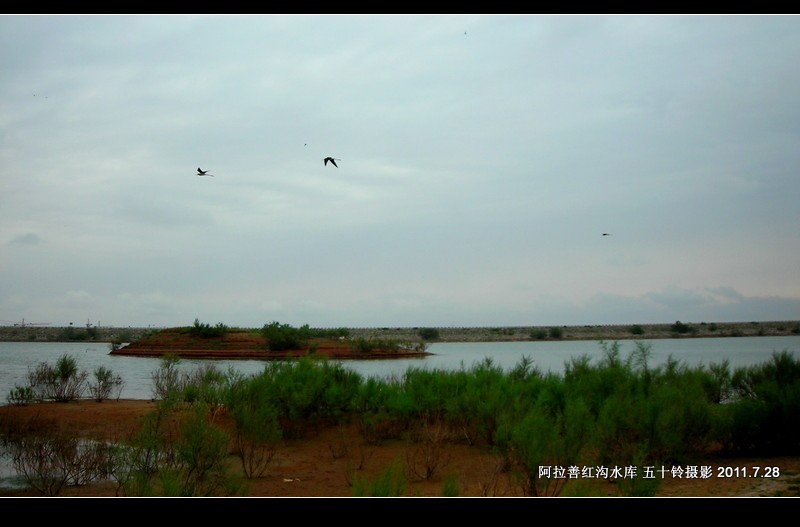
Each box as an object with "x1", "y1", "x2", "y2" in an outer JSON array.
[{"x1": 1, "y1": 14, "x2": 799, "y2": 329}]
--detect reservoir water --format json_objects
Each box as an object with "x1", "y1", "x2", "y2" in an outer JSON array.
[{"x1": 1, "y1": 335, "x2": 799, "y2": 403}]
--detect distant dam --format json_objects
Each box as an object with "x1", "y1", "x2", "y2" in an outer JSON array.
[{"x1": 0, "y1": 320, "x2": 797, "y2": 344}]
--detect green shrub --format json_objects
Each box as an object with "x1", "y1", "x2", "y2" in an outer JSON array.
[
  {"x1": 8, "y1": 355, "x2": 123, "y2": 404},
  {"x1": 351, "y1": 337, "x2": 376, "y2": 354},
  {"x1": 172, "y1": 403, "x2": 242, "y2": 496},
  {"x1": 530, "y1": 329, "x2": 547, "y2": 340},
  {"x1": 496, "y1": 404, "x2": 563, "y2": 496},
  {"x1": 27, "y1": 353, "x2": 88, "y2": 402},
  {"x1": 7, "y1": 433, "x2": 114, "y2": 496},
  {"x1": 670, "y1": 321, "x2": 691, "y2": 334},
  {"x1": 189, "y1": 319, "x2": 229, "y2": 338},
  {"x1": 244, "y1": 358, "x2": 363, "y2": 438},
  {"x1": 629, "y1": 325, "x2": 644, "y2": 335},
  {"x1": 57, "y1": 326, "x2": 93, "y2": 341},
  {"x1": 151, "y1": 354, "x2": 185, "y2": 402},
  {"x1": 113, "y1": 402, "x2": 246, "y2": 497},
  {"x1": 723, "y1": 350, "x2": 800, "y2": 455},
  {"x1": 226, "y1": 382, "x2": 283, "y2": 478},
  {"x1": 6, "y1": 385, "x2": 35, "y2": 405},
  {"x1": 111, "y1": 408, "x2": 172, "y2": 496},
  {"x1": 89, "y1": 366, "x2": 125, "y2": 402},
  {"x1": 261, "y1": 321, "x2": 310, "y2": 351},
  {"x1": 441, "y1": 474, "x2": 460, "y2": 496},
  {"x1": 418, "y1": 328, "x2": 440, "y2": 341},
  {"x1": 181, "y1": 364, "x2": 230, "y2": 405},
  {"x1": 351, "y1": 459, "x2": 406, "y2": 496}
]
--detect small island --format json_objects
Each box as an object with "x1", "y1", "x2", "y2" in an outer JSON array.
[{"x1": 109, "y1": 324, "x2": 432, "y2": 360}]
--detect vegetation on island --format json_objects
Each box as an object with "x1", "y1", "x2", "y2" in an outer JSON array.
[{"x1": 106, "y1": 320, "x2": 429, "y2": 359}]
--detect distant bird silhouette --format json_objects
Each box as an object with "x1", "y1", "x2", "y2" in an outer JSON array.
[
  {"x1": 602, "y1": 233, "x2": 612, "y2": 236},
  {"x1": 323, "y1": 157, "x2": 340, "y2": 168},
  {"x1": 197, "y1": 167, "x2": 214, "y2": 177}
]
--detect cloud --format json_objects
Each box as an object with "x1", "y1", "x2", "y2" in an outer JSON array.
[{"x1": 7, "y1": 233, "x2": 42, "y2": 246}]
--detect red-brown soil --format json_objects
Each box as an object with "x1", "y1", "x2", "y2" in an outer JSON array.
[
  {"x1": 1, "y1": 400, "x2": 798, "y2": 498},
  {"x1": 109, "y1": 328, "x2": 431, "y2": 360}
]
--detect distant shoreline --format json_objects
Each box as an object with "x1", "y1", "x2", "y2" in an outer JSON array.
[{"x1": 1, "y1": 320, "x2": 798, "y2": 344}]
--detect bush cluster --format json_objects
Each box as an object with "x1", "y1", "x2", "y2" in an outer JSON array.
[
  {"x1": 670, "y1": 321, "x2": 693, "y2": 334},
  {"x1": 260, "y1": 321, "x2": 312, "y2": 351},
  {"x1": 189, "y1": 319, "x2": 229, "y2": 338},
  {"x1": 417, "y1": 328, "x2": 440, "y2": 341},
  {"x1": 6, "y1": 353, "x2": 124, "y2": 405}
]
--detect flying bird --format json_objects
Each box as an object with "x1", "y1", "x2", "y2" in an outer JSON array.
[
  {"x1": 602, "y1": 233, "x2": 612, "y2": 236},
  {"x1": 323, "y1": 157, "x2": 340, "y2": 168},
  {"x1": 197, "y1": 167, "x2": 214, "y2": 177}
]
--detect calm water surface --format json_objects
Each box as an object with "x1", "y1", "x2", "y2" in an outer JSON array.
[{"x1": 1, "y1": 336, "x2": 799, "y2": 402}]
